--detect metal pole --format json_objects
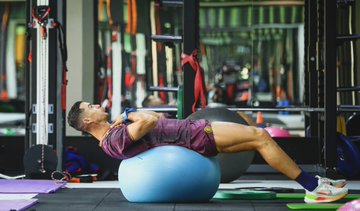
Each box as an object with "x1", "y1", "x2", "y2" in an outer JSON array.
[
  {"x1": 307, "y1": 0, "x2": 319, "y2": 138},
  {"x1": 324, "y1": 0, "x2": 338, "y2": 176},
  {"x1": 138, "y1": 106, "x2": 326, "y2": 113},
  {"x1": 56, "y1": 0, "x2": 65, "y2": 172},
  {"x1": 182, "y1": 0, "x2": 199, "y2": 118},
  {"x1": 25, "y1": 0, "x2": 31, "y2": 150}
]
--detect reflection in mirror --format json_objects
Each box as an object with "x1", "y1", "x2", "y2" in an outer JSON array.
[
  {"x1": 0, "y1": 2, "x2": 26, "y2": 136},
  {"x1": 93, "y1": 1, "x2": 306, "y2": 136},
  {"x1": 199, "y1": 1, "x2": 305, "y2": 137}
]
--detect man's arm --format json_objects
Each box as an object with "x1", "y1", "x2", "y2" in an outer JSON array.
[
  {"x1": 139, "y1": 110, "x2": 164, "y2": 118},
  {"x1": 111, "y1": 110, "x2": 163, "y2": 127},
  {"x1": 126, "y1": 111, "x2": 159, "y2": 141},
  {"x1": 111, "y1": 111, "x2": 160, "y2": 141}
]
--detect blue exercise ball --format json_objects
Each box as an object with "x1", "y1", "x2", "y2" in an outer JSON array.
[{"x1": 118, "y1": 146, "x2": 220, "y2": 202}]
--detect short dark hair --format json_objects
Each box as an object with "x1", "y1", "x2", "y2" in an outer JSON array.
[{"x1": 67, "y1": 101, "x2": 85, "y2": 131}]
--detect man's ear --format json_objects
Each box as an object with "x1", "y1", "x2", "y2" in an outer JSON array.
[{"x1": 82, "y1": 117, "x2": 92, "y2": 125}]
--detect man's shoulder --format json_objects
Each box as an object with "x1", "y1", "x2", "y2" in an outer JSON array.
[
  {"x1": 110, "y1": 124, "x2": 127, "y2": 133},
  {"x1": 104, "y1": 125, "x2": 127, "y2": 140}
]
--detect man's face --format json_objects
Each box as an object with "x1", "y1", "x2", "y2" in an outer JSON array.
[
  {"x1": 148, "y1": 95, "x2": 164, "y2": 106},
  {"x1": 79, "y1": 102, "x2": 108, "y2": 123}
]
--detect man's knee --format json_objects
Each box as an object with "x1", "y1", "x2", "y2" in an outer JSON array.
[
  {"x1": 251, "y1": 127, "x2": 267, "y2": 138},
  {"x1": 253, "y1": 127, "x2": 272, "y2": 149}
]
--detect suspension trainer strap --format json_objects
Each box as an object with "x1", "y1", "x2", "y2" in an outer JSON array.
[
  {"x1": 53, "y1": 20, "x2": 68, "y2": 112},
  {"x1": 181, "y1": 49, "x2": 207, "y2": 112}
]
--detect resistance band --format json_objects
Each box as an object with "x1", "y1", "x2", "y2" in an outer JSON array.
[
  {"x1": 158, "y1": 74, "x2": 166, "y2": 102},
  {"x1": 150, "y1": 1, "x2": 158, "y2": 88},
  {"x1": 181, "y1": 49, "x2": 207, "y2": 112},
  {"x1": 126, "y1": 0, "x2": 137, "y2": 35},
  {"x1": 98, "y1": 0, "x2": 104, "y2": 22},
  {"x1": 106, "y1": 0, "x2": 113, "y2": 28},
  {"x1": 0, "y1": 4, "x2": 10, "y2": 100}
]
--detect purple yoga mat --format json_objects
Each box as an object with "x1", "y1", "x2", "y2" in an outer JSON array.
[
  {"x1": 0, "y1": 180, "x2": 66, "y2": 193},
  {"x1": 0, "y1": 199, "x2": 38, "y2": 211}
]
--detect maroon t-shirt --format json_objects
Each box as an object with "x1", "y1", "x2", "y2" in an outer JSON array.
[{"x1": 100, "y1": 117, "x2": 218, "y2": 160}]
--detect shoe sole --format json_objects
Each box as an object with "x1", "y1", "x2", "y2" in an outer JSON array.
[
  {"x1": 304, "y1": 193, "x2": 348, "y2": 204},
  {"x1": 335, "y1": 183, "x2": 346, "y2": 188}
]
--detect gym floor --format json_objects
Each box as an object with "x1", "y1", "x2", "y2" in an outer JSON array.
[{"x1": 31, "y1": 174, "x2": 360, "y2": 211}]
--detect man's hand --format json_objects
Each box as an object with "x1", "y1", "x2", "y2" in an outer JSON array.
[
  {"x1": 110, "y1": 108, "x2": 136, "y2": 128},
  {"x1": 110, "y1": 113, "x2": 125, "y2": 128}
]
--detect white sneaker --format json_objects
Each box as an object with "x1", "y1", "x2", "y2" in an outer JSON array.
[
  {"x1": 315, "y1": 175, "x2": 347, "y2": 188},
  {"x1": 305, "y1": 181, "x2": 348, "y2": 203}
]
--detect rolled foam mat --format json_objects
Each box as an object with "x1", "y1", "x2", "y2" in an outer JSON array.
[
  {"x1": 0, "y1": 180, "x2": 66, "y2": 193},
  {"x1": 0, "y1": 199, "x2": 38, "y2": 211}
]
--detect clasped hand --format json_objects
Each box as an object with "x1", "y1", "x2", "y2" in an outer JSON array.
[{"x1": 110, "y1": 113, "x2": 125, "y2": 128}]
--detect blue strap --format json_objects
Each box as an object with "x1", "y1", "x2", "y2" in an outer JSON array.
[{"x1": 123, "y1": 108, "x2": 136, "y2": 123}]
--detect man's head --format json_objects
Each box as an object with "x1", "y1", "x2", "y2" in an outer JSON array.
[
  {"x1": 142, "y1": 95, "x2": 165, "y2": 107},
  {"x1": 67, "y1": 101, "x2": 108, "y2": 132}
]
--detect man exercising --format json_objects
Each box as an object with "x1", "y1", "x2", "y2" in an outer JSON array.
[{"x1": 67, "y1": 101, "x2": 348, "y2": 204}]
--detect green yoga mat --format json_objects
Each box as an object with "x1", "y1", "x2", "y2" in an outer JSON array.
[
  {"x1": 240, "y1": 187, "x2": 294, "y2": 193},
  {"x1": 286, "y1": 203, "x2": 343, "y2": 210},
  {"x1": 213, "y1": 190, "x2": 276, "y2": 200},
  {"x1": 277, "y1": 193, "x2": 360, "y2": 200}
]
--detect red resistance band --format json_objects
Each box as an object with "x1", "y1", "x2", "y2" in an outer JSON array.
[
  {"x1": 106, "y1": 47, "x2": 113, "y2": 109},
  {"x1": 158, "y1": 74, "x2": 166, "y2": 102},
  {"x1": 181, "y1": 49, "x2": 207, "y2": 112}
]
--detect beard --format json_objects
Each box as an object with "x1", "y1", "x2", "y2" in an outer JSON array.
[{"x1": 104, "y1": 112, "x2": 110, "y2": 122}]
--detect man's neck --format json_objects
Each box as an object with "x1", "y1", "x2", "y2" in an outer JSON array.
[{"x1": 89, "y1": 122, "x2": 111, "y2": 141}]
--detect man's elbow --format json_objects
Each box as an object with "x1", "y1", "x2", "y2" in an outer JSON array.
[
  {"x1": 138, "y1": 115, "x2": 158, "y2": 130},
  {"x1": 148, "y1": 115, "x2": 158, "y2": 128},
  {"x1": 132, "y1": 116, "x2": 158, "y2": 140}
]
